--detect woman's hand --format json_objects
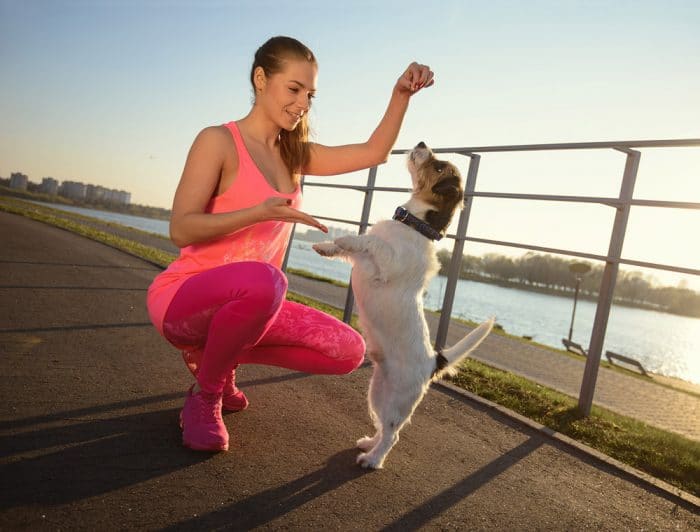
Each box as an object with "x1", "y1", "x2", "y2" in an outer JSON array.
[
  {"x1": 395, "y1": 62, "x2": 435, "y2": 95},
  {"x1": 258, "y1": 197, "x2": 328, "y2": 233}
]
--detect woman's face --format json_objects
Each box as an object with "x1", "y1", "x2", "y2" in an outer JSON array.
[{"x1": 256, "y1": 59, "x2": 317, "y2": 131}]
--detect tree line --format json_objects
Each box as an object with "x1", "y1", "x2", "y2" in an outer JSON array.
[{"x1": 436, "y1": 249, "x2": 700, "y2": 318}]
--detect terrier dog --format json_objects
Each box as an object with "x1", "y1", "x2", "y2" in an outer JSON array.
[{"x1": 313, "y1": 142, "x2": 495, "y2": 469}]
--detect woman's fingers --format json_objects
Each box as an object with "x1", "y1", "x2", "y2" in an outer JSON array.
[
  {"x1": 398, "y1": 62, "x2": 434, "y2": 93},
  {"x1": 263, "y1": 198, "x2": 327, "y2": 232},
  {"x1": 299, "y1": 214, "x2": 328, "y2": 233}
]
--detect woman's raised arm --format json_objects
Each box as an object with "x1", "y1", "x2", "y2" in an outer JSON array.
[{"x1": 304, "y1": 62, "x2": 434, "y2": 177}]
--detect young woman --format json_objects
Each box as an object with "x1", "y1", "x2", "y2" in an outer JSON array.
[{"x1": 147, "y1": 36, "x2": 434, "y2": 452}]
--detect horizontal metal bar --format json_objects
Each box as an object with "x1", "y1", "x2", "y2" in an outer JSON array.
[
  {"x1": 306, "y1": 186, "x2": 700, "y2": 210},
  {"x1": 313, "y1": 215, "x2": 361, "y2": 226},
  {"x1": 629, "y1": 199, "x2": 700, "y2": 210},
  {"x1": 364, "y1": 186, "x2": 411, "y2": 193},
  {"x1": 462, "y1": 236, "x2": 608, "y2": 262},
  {"x1": 391, "y1": 139, "x2": 700, "y2": 155},
  {"x1": 467, "y1": 192, "x2": 700, "y2": 210},
  {"x1": 302, "y1": 182, "x2": 368, "y2": 192},
  {"x1": 617, "y1": 258, "x2": 700, "y2": 276},
  {"x1": 303, "y1": 181, "x2": 412, "y2": 194},
  {"x1": 469, "y1": 191, "x2": 623, "y2": 206}
]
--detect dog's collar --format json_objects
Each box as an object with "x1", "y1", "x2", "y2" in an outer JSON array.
[{"x1": 393, "y1": 206, "x2": 442, "y2": 241}]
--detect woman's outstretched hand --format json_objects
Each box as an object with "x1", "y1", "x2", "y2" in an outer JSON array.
[
  {"x1": 258, "y1": 197, "x2": 328, "y2": 233},
  {"x1": 395, "y1": 62, "x2": 435, "y2": 95}
]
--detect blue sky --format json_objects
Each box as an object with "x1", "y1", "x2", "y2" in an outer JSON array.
[{"x1": 1, "y1": 0, "x2": 699, "y2": 288}]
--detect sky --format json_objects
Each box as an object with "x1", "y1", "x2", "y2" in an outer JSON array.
[{"x1": 1, "y1": 0, "x2": 699, "y2": 289}]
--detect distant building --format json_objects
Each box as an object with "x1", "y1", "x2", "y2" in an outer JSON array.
[
  {"x1": 39, "y1": 177, "x2": 59, "y2": 195},
  {"x1": 60, "y1": 181, "x2": 87, "y2": 200},
  {"x1": 86, "y1": 184, "x2": 108, "y2": 202},
  {"x1": 86, "y1": 185, "x2": 131, "y2": 205},
  {"x1": 9, "y1": 172, "x2": 29, "y2": 191},
  {"x1": 115, "y1": 190, "x2": 131, "y2": 205}
]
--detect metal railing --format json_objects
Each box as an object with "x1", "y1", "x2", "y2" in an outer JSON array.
[{"x1": 286, "y1": 138, "x2": 700, "y2": 416}]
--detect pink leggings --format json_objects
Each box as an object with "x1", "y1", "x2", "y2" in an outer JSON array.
[{"x1": 162, "y1": 261, "x2": 366, "y2": 394}]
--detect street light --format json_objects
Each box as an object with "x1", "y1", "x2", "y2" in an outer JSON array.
[{"x1": 568, "y1": 262, "x2": 592, "y2": 342}]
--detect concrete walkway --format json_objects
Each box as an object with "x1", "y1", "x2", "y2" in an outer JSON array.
[{"x1": 1, "y1": 211, "x2": 698, "y2": 530}]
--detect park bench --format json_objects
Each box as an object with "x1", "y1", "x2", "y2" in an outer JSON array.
[
  {"x1": 605, "y1": 350, "x2": 649, "y2": 376},
  {"x1": 561, "y1": 338, "x2": 588, "y2": 357}
]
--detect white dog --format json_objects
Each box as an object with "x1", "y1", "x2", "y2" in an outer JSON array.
[{"x1": 313, "y1": 142, "x2": 495, "y2": 469}]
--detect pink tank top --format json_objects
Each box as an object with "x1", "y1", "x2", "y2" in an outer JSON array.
[{"x1": 146, "y1": 121, "x2": 302, "y2": 336}]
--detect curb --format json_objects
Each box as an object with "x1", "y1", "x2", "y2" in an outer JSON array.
[{"x1": 435, "y1": 379, "x2": 700, "y2": 512}]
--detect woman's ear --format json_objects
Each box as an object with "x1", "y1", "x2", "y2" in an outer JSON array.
[{"x1": 253, "y1": 66, "x2": 267, "y2": 93}]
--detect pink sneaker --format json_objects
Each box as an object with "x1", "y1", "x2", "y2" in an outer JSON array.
[
  {"x1": 222, "y1": 366, "x2": 249, "y2": 412},
  {"x1": 179, "y1": 385, "x2": 229, "y2": 451}
]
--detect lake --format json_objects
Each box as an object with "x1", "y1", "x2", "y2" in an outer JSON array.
[{"x1": 34, "y1": 201, "x2": 700, "y2": 385}]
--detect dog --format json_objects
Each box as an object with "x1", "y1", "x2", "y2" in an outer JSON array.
[{"x1": 313, "y1": 142, "x2": 495, "y2": 469}]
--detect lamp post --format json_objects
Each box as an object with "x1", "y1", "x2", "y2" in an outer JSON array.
[{"x1": 568, "y1": 262, "x2": 591, "y2": 342}]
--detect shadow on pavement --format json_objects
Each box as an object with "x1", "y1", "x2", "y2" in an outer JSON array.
[
  {"x1": 382, "y1": 437, "x2": 544, "y2": 531},
  {"x1": 1, "y1": 404, "x2": 211, "y2": 509},
  {"x1": 163, "y1": 448, "x2": 367, "y2": 531}
]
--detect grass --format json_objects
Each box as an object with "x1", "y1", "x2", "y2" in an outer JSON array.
[{"x1": 3, "y1": 194, "x2": 699, "y2": 497}]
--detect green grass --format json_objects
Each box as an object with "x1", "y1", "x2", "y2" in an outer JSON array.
[{"x1": 3, "y1": 194, "x2": 699, "y2": 497}]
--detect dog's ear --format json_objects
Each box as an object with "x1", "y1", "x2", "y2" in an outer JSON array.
[{"x1": 432, "y1": 176, "x2": 463, "y2": 201}]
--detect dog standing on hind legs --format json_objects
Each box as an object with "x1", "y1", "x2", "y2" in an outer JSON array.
[{"x1": 313, "y1": 142, "x2": 495, "y2": 469}]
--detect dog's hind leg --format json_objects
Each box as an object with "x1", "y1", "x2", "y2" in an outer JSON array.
[
  {"x1": 356, "y1": 384, "x2": 425, "y2": 469},
  {"x1": 356, "y1": 365, "x2": 384, "y2": 451}
]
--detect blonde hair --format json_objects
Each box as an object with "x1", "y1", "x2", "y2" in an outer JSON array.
[{"x1": 251, "y1": 36, "x2": 316, "y2": 185}]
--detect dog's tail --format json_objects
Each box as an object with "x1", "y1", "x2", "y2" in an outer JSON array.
[{"x1": 432, "y1": 317, "x2": 495, "y2": 379}]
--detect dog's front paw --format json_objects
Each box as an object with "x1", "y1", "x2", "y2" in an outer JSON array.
[
  {"x1": 312, "y1": 242, "x2": 340, "y2": 257},
  {"x1": 356, "y1": 435, "x2": 377, "y2": 452},
  {"x1": 356, "y1": 451, "x2": 384, "y2": 469}
]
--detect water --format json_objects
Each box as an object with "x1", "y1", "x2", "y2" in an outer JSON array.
[
  {"x1": 38, "y1": 201, "x2": 700, "y2": 385},
  {"x1": 29, "y1": 201, "x2": 171, "y2": 236}
]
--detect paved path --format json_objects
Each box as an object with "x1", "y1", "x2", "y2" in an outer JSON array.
[{"x1": 1, "y1": 212, "x2": 698, "y2": 529}]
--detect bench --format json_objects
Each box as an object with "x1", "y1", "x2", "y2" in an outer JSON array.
[
  {"x1": 561, "y1": 338, "x2": 588, "y2": 357},
  {"x1": 605, "y1": 350, "x2": 649, "y2": 376}
]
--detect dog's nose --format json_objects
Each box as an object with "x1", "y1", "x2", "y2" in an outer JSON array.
[{"x1": 415, "y1": 141, "x2": 427, "y2": 149}]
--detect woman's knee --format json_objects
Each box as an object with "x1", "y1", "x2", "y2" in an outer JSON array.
[{"x1": 336, "y1": 330, "x2": 366, "y2": 374}]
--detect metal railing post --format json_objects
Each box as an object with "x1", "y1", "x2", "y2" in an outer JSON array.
[
  {"x1": 435, "y1": 154, "x2": 481, "y2": 351},
  {"x1": 578, "y1": 149, "x2": 641, "y2": 416},
  {"x1": 342, "y1": 166, "x2": 378, "y2": 323},
  {"x1": 281, "y1": 176, "x2": 304, "y2": 273}
]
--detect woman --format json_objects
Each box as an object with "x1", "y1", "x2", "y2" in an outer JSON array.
[{"x1": 147, "y1": 36, "x2": 434, "y2": 452}]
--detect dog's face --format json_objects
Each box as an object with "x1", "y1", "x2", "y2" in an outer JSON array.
[{"x1": 407, "y1": 142, "x2": 464, "y2": 235}]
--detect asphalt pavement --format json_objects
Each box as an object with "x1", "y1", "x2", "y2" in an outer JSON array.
[{"x1": 1, "y1": 211, "x2": 698, "y2": 530}]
